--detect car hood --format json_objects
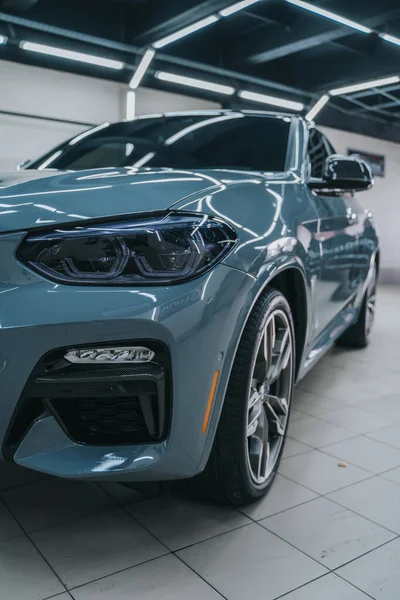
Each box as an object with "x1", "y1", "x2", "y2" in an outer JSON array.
[{"x1": 0, "y1": 167, "x2": 227, "y2": 233}]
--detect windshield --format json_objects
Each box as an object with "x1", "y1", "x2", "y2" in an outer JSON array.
[{"x1": 29, "y1": 113, "x2": 291, "y2": 172}]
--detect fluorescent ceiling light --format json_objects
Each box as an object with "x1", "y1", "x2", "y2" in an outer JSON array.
[
  {"x1": 305, "y1": 94, "x2": 330, "y2": 121},
  {"x1": 133, "y1": 152, "x2": 155, "y2": 168},
  {"x1": 165, "y1": 114, "x2": 243, "y2": 146},
  {"x1": 19, "y1": 41, "x2": 125, "y2": 70},
  {"x1": 330, "y1": 75, "x2": 400, "y2": 96},
  {"x1": 129, "y1": 49, "x2": 155, "y2": 89},
  {"x1": 126, "y1": 91, "x2": 136, "y2": 121},
  {"x1": 380, "y1": 33, "x2": 400, "y2": 47},
  {"x1": 69, "y1": 123, "x2": 111, "y2": 146},
  {"x1": 219, "y1": 0, "x2": 261, "y2": 17},
  {"x1": 0, "y1": 35, "x2": 7, "y2": 45},
  {"x1": 37, "y1": 150, "x2": 63, "y2": 170},
  {"x1": 284, "y1": 0, "x2": 372, "y2": 34},
  {"x1": 153, "y1": 15, "x2": 219, "y2": 49},
  {"x1": 239, "y1": 89, "x2": 304, "y2": 111},
  {"x1": 155, "y1": 71, "x2": 235, "y2": 95}
]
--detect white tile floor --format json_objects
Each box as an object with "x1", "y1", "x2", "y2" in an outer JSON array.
[{"x1": 1, "y1": 285, "x2": 400, "y2": 600}]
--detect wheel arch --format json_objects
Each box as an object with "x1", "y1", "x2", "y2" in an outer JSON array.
[
  {"x1": 232, "y1": 260, "x2": 310, "y2": 381},
  {"x1": 267, "y1": 267, "x2": 308, "y2": 380},
  {"x1": 199, "y1": 260, "x2": 310, "y2": 473}
]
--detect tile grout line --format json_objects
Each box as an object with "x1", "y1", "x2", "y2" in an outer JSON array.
[
  {"x1": 332, "y1": 535, "x2": 400, "y2": 574},
  {"x1": 67, "y1": 553, "x2": 171, "y2": 594},
  {"x1": 238, "y1": 517, "x2": 332, "y2": 576},
  {"x1": 238, "y1": 493, "x2": 321, "y2": 521},
  {"x1": 0, "y1": 495, "x2": 70, "y2": 597},
  {"x1": 44, "y1": 592, "x2": 74, "y2": 600},
  {"x1": 98, "y1": 485, "x2": 236, "y2": 599},
  {"x1": 272, "y1": 571, "x2": 376, "y2": 600},
  {"x1": 62, "y1": 533, "x2": 229, "y2": 599},
  {"x1": 322, "y1": 485, "x2": 400, "y2": 537},
  {"x1": 172, "y1": 554, "x2": 228, "y2": 600},
  {"x1": 262, "y1": 514, "x2": 400, "y2": 583},
  {"x1": 248, "y1": 512, "x2": 400, "y2": 583},
  {"x1": 119, "y1": 493, "x2": 255, "y2": 551},
  {"x1": 100, "y1": 483, "x2": 258, "y2": 552},
  {"x1": 0, "y1": 474, "x2": 50, "y2": 494},
  {"x1": 316, "y1": 447, "x2": 386, "y2": 475},
  {"x1": 272, "y1": 574, "x2": 328, "y2": 600},
  {"x1": 283, "y1": 432, "x2": 366, "y2": 458},
  {"x1": 0, "y1": 496, "x2": 24, "y2": 543},
  {"x1": 333, "y1": 571, "x2": 379, "y2": 600},
  {"x1": 320, "y1": 430, "x2": 400, "y2": 454},
  {"x1": 1, "y1": 500, "x2": 120, "y2": 537},
  {"x1": 98, "y1": 484, "x2": 229, "y2": 598},
  {"x1": 244, "y1": 504, "x2": 400, "y2": 587},
  {"x1": 277, "y1": 466, "x2": 377, "y2": 497},
  {"x1": 0, "y1": 481, "x2": 123, "y2": 538}
]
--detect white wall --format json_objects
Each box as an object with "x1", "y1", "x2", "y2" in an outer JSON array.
[
  {"x1": 321, "y1": 126, "x2": 400, "y2": 282},
  {"x1": 0, "y1": 60, "x2": 126, "y2": 171},
  {"x1": 135, "y1": 87, "x2": 221, "y2": 115}
]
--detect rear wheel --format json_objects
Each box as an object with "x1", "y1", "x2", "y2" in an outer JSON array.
[
  {"x1": 337, "y1": 264, "x2": 377, "y2": 348},
  {"x1": 195, "y1": 288, "x2": 295, "y2": 505}
]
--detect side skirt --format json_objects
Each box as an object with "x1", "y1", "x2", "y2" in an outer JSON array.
[{"x1": 297, "y1": 304, "x2": 358, "y2": 383}]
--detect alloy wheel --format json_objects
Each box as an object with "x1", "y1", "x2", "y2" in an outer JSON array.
[{"x1": 246, "y1": 308, "x2": 294, "y2": 485}]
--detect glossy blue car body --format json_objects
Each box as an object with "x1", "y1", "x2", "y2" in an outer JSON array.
[{"x1": 0, "y1": 111, "x2": 379, "y2": 481}]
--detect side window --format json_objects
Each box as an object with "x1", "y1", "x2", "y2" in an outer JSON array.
[{"x1": 307, "y1": 128, "x2": 329, "y2": 179}]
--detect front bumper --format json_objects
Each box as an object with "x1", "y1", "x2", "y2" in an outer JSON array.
[{"x1": 0, "y1": 233, "x2": 254, "y2": 481}]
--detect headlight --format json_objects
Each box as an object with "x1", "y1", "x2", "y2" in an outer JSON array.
[{"x1": 18, "y1": 213, "x2": 237, "y2": 285}]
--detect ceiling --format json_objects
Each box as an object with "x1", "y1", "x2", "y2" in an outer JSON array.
[{"x1": 1, "y1": 0, "x2": 400, "y2": 141}]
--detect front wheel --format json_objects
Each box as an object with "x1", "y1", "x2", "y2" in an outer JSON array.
[{"x1": 196, "y1": 288, "x2": 295, "y2": 505}]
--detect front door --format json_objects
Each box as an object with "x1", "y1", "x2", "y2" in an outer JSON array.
[{"x1": 307, "y1": 128, "x2": 360, "y2": 334}]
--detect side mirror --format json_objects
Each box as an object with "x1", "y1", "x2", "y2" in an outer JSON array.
[
  {"x1": 310, "y1": 154, "x2": 374, "y2": 193},
  {"x1": 16, "y1": 159, "x2": 32, "y2": 171}
]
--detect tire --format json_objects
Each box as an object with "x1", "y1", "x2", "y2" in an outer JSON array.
[
  {"x1": 337, "y1": 264, "x2": 377, "y2": 348},
  {"x1": 193, "y1": 287, "x2": 295, "y2": 506}
]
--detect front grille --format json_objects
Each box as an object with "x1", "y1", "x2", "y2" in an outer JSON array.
[
  {"x1": 42, "y1": 363, "x2": 167, "y2": 445},
  {"x1": 3, "y1": 341, "x2": 171, "y2": 451},
  {"x1": 50, "y1": 395, "x2": 151, "y2": 445}
]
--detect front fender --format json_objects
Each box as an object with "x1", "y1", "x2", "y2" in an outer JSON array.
[{"x1": 199, "y1": 254, "x2": 312, "y2": 472}]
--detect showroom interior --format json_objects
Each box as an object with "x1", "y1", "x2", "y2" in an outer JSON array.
[{"x1": 2, "y1": 0, "x2": 400, "y2": 599}]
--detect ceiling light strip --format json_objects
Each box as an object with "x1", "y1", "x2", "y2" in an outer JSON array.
[
  {"x1": 305, "y1": 94, "x2": 330, "y2": 121},
  {"x1": 239, "y1": 89, "x2": 304, "y2": 111},
  {"x1": 153, "y1": 15, "x2": 219, "y2": 49},
  {"x1": 330, "y1": 75, "x2": 400, "y2": 96},
  {"x1": 219, "y1": 0, "x2": 261, "y2": 17},
  {"x1": 155, "y1": 71, "x2": 235, "y2": 95},
  {"x1": 284, "y1": 0, "x2": 372, "y2": 34},
  {"x1": 129, "y1": 48, "x2": 155, "y2": 89},
  {"x1": 19, "y1": 41, "x2": 125, "y2": 70},
  {"x1": 380, "y1": 33, "x2": 400, "y2": 47},
  {"x1": 68, "y1": 123, "x2": 111, "y2": 146}
]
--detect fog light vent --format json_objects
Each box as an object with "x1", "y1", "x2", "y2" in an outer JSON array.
[{"x1": 64, "y1": 347, "x2": 155, "y2": 364}]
